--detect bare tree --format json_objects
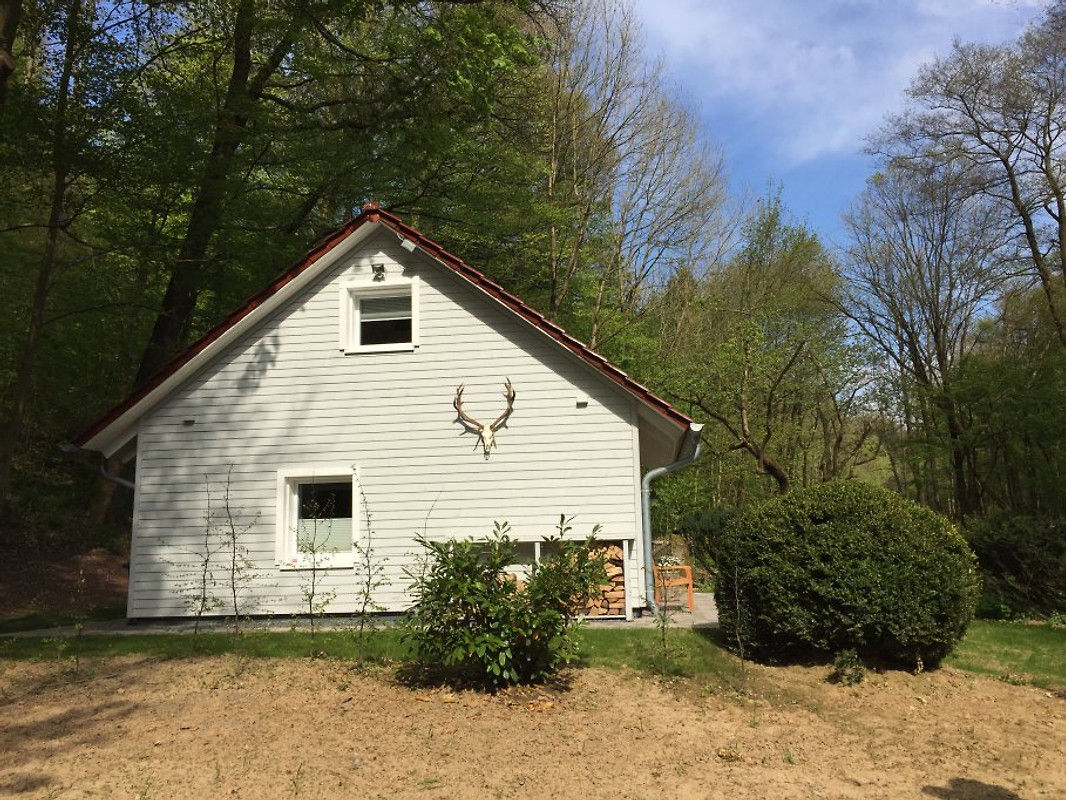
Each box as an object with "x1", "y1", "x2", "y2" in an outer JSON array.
[
  {"x1": 842, "y1": 162, "x2": 1008, "y2": 516},
  {"x1": 214, "y1": 466, "x2": 258, "y2": 634},
  {"x1": 173, "y1": 475, "x2": 228, "y2": 638},
  {"x1": 876, "y1": 1, "x2": 1066, "y2": 347},
  {"x1": 538, "y1": 0, "x2": 729, "y2": 345},
  {"x1": 297, "y1": 496, "x2": 338, "y2": 648}
]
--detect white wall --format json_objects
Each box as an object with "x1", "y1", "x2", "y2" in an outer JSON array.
[{"x1": 128, "y1": 229, "x2": 647, "y2": 617}]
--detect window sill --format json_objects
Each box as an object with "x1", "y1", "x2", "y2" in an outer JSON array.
[
  {"x1": 342, "y1": 343, "x2": 417, "y2": 355},
  {"x1": 278, "y1": 559, "x2": 355, "y2": 571}
]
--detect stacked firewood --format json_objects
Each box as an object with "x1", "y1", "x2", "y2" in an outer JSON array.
[{"x1": 584, "y1": 543, "x2": 626, "y2": 616}]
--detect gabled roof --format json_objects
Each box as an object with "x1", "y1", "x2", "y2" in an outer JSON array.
[{"x1": 75, "y1": 204, "x2": 693, "y2": 456}]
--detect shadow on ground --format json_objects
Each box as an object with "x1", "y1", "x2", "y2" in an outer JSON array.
[{"x1": 922, "y1": 777, "x2": 1023, "y2": 799}]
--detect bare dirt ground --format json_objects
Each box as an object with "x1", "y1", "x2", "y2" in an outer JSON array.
[
  {"x1": 1, "y1": 552, "x2": 1063, "y2": 799},
  {"x1": 0, "y1": 653, "x2": 1063, "y2": 800},
  {"x1": 0, "y1": 547, "x2": 127, "y2": 619}
]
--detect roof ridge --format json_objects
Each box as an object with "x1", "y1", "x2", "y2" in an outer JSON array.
[{"x1": 371, "y1": 209, "x2": 681, "y2": 419}]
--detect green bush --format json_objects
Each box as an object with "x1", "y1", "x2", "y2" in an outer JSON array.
[
  {"x1": 714, "y1": 480, "x2": 979, "y2": 667},
  {"x1": 402, "y1": 520, "x2": 606, "y2": 688},
  {"x1": 828, "y1": 648, "x2": 866, "y2": 686},
  {"x1": 965, "y1": 514, "x2": 1066, "y2": 619}
]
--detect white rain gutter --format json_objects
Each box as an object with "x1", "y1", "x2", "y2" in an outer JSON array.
[{"x1": 640, "y1": 422, "x2": 703, "y2": 614}]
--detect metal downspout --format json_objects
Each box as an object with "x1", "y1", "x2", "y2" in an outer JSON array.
[
  {"x1": 59, "y1": 443, "x2": 136, "y2": 491},
  {"x1": 641, "y1": 423, "x2": 703, "y2": 614}
]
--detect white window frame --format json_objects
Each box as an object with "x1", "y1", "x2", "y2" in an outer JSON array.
[
  {"x1": 275, "y1": 465, "x2": 359, "y2": 570},
  {"x1": 339, "y1": 274, "x2": 419, "y2": 354}
]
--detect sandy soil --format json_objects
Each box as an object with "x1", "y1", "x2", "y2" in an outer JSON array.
[{"x1": 0, "y1": 654, "x2": 1062, "y2": 800}]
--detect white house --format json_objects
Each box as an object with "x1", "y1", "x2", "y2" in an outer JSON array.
[{"x1": 75, "y1": 204, "x2": 701, "y2": 620}]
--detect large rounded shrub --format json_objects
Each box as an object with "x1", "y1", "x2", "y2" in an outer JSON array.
[{"x1": 714, "y1": 481, "x2": 979, "y2": 667}]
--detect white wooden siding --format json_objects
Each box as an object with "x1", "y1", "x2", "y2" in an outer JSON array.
[{"x1": 129, "y1": 230, "x2": 647, "y2": 617}]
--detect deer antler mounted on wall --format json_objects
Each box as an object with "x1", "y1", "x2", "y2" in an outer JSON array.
[{"x1": 453, "y1": 378, "x2": 516, "y2": 454}]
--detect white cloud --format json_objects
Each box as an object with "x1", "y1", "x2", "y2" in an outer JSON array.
[{"x1": 632, "y1": 0, "x2": 1045, "y2": 166}]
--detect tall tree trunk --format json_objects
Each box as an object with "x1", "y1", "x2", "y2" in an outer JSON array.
[
  {"x1": 944, "y1": 406, "x2": 981, "y2": 518},
  {"x1": 0, "y1": 0, "x2": 78, "y2": 522},
  {"x1": 133, "y1": 0, "x2": 258, "y2": 386},
  {"x1": 695, "y1": 402, "x2": 791, "y2": 495},
  {"x1": 103, "y1": 0, "x2": 306, "y2": 527},
  {"x1": 0, "y1": 0, "x2": 22, "y2": 115},
  {"x1": 755, "y1": 448, "x2": 790, "y2": 494},
  {"x1": 134, "y1": 0, "x2": 306, "y2": 384}
]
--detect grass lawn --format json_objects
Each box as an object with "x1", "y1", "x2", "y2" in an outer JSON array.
[
  {"x1": 0, "y1": 627, "x2": 409, "y2": 661},
  {"x1": 0, "y1": 626, "x2": 733, "y2": 679},
  {"x1": 0, "y1": 606, "x2": 127, "y2": 635},
  {"x1": 578, "y1": 626, "x2": 739, "y2": 678},
  {"x1": 945, "y1": 619, "x2": 1066, "y2": 691},
  {"x1": 1, "y1": 614, "x2": 1062, "y2": 692}
]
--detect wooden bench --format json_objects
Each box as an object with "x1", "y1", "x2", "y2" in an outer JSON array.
[{"x1": 653, "y1": 565, "x2": 694, "y2": 613}]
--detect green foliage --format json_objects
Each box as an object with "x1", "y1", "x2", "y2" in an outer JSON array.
[
  {"x1": 0, "y1": 0, "x2": 556, "y2": 538},
  {"x1": 828, "y1": 648, "x2": 866, "y2": 685},
  {"x1": 402, "y1": 519, "x2": 606, "y2": 688},
  {"x1": 653, "y1": 194, "x2": 872, "y2": 506},
  {"x1": 714, "y1": 480, "x2": 979, "y2": 667},
  {"x1": 947, "y1": 291, "x2": 1066, "y2": 519},
  {"x1": 677, "y1": 506, "x2": 736, "y2": 579},
  {"x1": 965, "y1": 514, "x2": 1066, "y2": 619}
]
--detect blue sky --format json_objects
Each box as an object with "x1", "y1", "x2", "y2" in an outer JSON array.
[{"x1": 630, "y1": 0, "x2": 1047, "y2": 246}]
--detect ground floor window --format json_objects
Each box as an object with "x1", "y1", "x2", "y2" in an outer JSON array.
[{"x1": 276, "y1": 467, "x2": 357, "y2": 568}]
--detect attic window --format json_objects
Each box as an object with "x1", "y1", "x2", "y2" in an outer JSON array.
[
  {"x1": 340, "y1": 276, "x2": 419, "y2": 353},
  {"x1": 360, "y1": 295, "x2": 411, "y2": 345}
]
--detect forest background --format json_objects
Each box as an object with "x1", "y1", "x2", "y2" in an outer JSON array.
[{"x1": 1, "y1": 0, "x2": 1063, "y2": 617}]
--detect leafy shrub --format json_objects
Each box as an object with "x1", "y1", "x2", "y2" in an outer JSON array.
[
  {"x1": 714, "y1": 480, "x2": 979, "y2": 667},
  {"x1": 402, "y1": 520, "x2": 606, "y2": 688},
  {"x1": 828, "y1": 649, "x2": 866, "y2": 686},
  {"x1": 964, "y1": 514, "x2": 1066, "y2": 619}
]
